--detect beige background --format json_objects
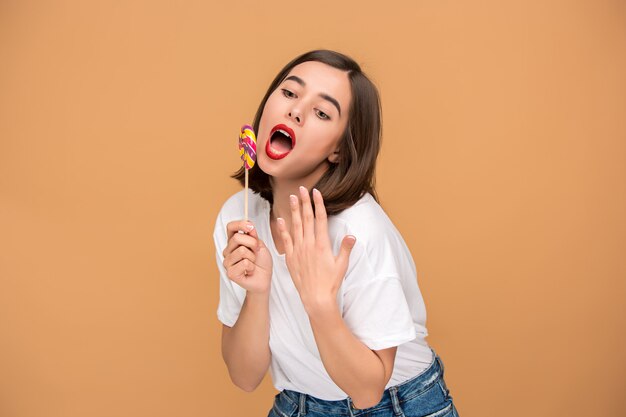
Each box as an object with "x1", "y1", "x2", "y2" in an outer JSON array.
[{"x1": 1, "y1": 1, "x2": 625, "y2": 416}]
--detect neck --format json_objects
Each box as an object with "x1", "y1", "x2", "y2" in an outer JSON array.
[{"x1": 269, "y1": 165, "x2": 328, "y2": 224}]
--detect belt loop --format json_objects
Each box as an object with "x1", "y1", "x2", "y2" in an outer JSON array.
[
  {"x1": 436, "y1": 353, "x2": 445, "y2": 376},
  {"x1": 298, "y1": 392, "x2": 306, "y2": 416},
  {"x1": 346, "y1": 398, "x2": 356, "y2": 416},
  {"x1": 389, "y1": 386, "x2": 404, "y2": 416}
]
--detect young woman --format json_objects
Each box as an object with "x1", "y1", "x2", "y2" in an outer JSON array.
[{"x1": 214, "y1": 50, "x2": 460, "y2": 417}]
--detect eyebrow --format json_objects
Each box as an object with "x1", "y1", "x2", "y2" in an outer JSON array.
[{"x1": 284, "y1": 75, "x2": 342, "y2": 116}]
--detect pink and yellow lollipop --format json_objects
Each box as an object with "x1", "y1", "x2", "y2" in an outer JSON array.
[{"x1": 239, "y1": 125, "x2": 257, "y2": 170}]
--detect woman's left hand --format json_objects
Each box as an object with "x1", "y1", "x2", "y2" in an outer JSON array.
[{"x1": 276, "y1": 186, "x2": 356, "y2": 315}]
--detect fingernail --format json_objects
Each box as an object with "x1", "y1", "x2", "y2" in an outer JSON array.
[
  {"x1": 313, "y1": 188, "x2": 320, "y2": 196},
  {"x1": 289, "y1": 195, "x2": 297, "y2": 205},
  {"x1": 277, "y1": 217, "x2": 284, "y2": 226},
  {"x1": 299, "y1": 186, "x2": 306, "y2": 193},
  {"x1": 246, "y1": 224, "x2": 254, "y2": 230}
]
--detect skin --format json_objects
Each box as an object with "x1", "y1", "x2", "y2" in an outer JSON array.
[{"x1": 221, "y1": 61, "x2": 397, "y2": 409}]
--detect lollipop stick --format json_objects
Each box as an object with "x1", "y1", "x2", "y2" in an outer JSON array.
[
  {"x1": 239, "y1": 124, "x2": 256, "y2": 224},
  {"x1": 244, "y1": 168, "x2": 249, "y2": 221}
]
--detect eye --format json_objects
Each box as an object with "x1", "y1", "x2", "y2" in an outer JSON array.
[
  {"x1": 281, "y1": 89, "x2": 296, "y2": 99},
  {"x1": 315, "y1": 109, "x2": 330, "y2": 120}
]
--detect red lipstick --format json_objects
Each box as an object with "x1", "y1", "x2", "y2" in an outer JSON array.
[{"x1": 266, "y1": 124, "x2": 296, "y2": 160}]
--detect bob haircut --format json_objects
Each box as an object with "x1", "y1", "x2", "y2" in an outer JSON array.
[{"x1": 232, "y1": 49, "x2": 382, "y2": 216}]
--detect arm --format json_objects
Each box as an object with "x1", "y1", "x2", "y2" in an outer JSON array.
[
  {"x1": 221, "y1": 291, "x2": 271, "y2": 392},
  {"x1": 276, "y1": 187, "x2": 398, "y2": 408},
  {"x1": 307, "y1": 301, "x2": 397, "y2": 409},
  {"x1": 218, "y1": 221, "x2": 273, "y2": 392}
]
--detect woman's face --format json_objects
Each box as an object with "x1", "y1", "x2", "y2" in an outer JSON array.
[{"x1": 256, "y1": 61, "x2": 352, "y2": 184}]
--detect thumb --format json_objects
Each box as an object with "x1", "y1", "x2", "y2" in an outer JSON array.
[
  {"x1": 338, "y1": 235, "x2": 356, "y2": 265},
  {"x1": 256, "y1": 237, "x2": 268, "y2": 253}
]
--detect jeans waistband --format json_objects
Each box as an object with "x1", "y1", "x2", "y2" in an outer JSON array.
[{"x1": 281, "y1": 347, "x2": 443, "y2": 416}]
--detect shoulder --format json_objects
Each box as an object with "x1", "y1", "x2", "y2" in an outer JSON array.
[
  {"x1": 332, "y1": 193, "x2": 398, "y2": 241},
  {"x1": 217, "y1": 190, "x2": 244, "y2": 219},
  {"x1": 213, "y1": 190, "x2": 268, "y2": 237},
  {"x1": 216, "y1": 190, "x2": 267, "y2": 222},
  {"x1": 330, "y1": 193, "x2": 415, "y2": 284}
]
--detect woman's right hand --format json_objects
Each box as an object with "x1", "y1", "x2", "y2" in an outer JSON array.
[{"x1": 222, "y1": 221, "x2": 273, "y2": 294}]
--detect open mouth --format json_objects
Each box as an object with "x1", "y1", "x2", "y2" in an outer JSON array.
[{"x1": 266, "y1": 124, "x2": 296, "y2": 160}]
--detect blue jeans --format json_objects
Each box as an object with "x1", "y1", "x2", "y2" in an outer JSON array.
[{"x1": 268, "y1": 348, "x2": 459, "y2": 417}]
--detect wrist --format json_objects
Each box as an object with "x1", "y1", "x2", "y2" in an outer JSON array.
[
  {"x1": 246, "y1": 289, "x2": 270, "y2": 301},
  {"x1": 304, "y1": 295, "x2": 340, "y2": 320}
]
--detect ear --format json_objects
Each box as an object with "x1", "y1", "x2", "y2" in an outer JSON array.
[{"x1": 328, "y1": 150, "x2": 340, "y2": 164}]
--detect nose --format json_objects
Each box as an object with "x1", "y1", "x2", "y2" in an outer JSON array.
[{"x1": 288, "y1": 109, "x2": 303, "y2": 125}]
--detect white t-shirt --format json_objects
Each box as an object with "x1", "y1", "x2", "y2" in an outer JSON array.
[{"x1": 214, "y1": 190, "x2": 433, "y2": 400}]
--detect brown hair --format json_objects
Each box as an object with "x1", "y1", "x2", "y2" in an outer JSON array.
[{"x1": 232, "y1": 49, "x2": 382, "y2": 215}]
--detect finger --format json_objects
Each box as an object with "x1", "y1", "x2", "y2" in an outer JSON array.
[
  {"x1": 289, "y1": 194, "x2": 303, "y2": 246},
  {"x1": 226, "y1": 220, "x2": 255, "y2": 239},
  {"x1": 299, "y1": 186, "x2": 315, "y2": 245},
  {"x1": 337, "y1": 235, "x2": 357, "y2": 271},
  {"x1": 276, "y1": 217, "x2": 293, "y2": 256},
  {"x1": 244, "y1": 227, "x2": 266, "y2": 253},
  {"x1": 312, "y1": 188, "x2": 330, "y2": 247},
  {"x1": 227, "y1": 259, "x2": 255, "y2": 282},
  {"x1": 223, "y1": 231, "x2": 259, "y2": 258},
  {"x1": 223, "y1": 245, "x2": 256, "y2": 269}
]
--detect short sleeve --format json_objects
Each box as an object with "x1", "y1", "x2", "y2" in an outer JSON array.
[
  {"x1": 338, "y1": 217, "x2": 417, "y2": 351},
  {"x1": 214, "y1": 211, "x2": 246, "y2": 327},
  {"x1": 342, "y1": 276, "x2": 416, "y2": 350}
]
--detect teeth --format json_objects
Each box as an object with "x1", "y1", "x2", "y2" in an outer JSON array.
[{"x1": 277, "y1": 129, "x2": 291, "y2": 138}]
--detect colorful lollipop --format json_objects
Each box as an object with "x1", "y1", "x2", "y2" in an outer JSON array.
[
  {"x1": 239, "y1": 125, "x2": 257, "y2": 170},
  {"x1": 239, "y1": 124, "x2": 257, "y2": 221}
]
